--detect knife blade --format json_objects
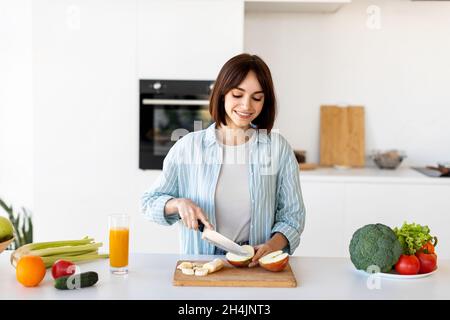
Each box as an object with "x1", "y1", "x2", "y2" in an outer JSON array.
[{"x1": 198, "y1": 221, "x2": 249, "y2": 256}]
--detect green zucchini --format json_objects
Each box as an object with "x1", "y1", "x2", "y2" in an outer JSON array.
[{"x1": 54, "y1": 271, "x2": 99, "y2": 290}]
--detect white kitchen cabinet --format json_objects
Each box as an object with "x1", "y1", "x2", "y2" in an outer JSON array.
[
  {"x1": 295, "y1": 168, "x2": 450, "y2": 259},
  {"x1": 137, "y1": 0, "x2": 245, "y2": 79},
  {"x1": 297, "y1": 182, "x2": 347, "y2": 257},
  {"x1": 245, "y1": 0, "x2": 351, "y2": 14}
]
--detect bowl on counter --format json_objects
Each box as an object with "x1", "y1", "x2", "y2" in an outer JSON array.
[{"x1": 371, "y1": 150, "x2": 406, "y2": 170}]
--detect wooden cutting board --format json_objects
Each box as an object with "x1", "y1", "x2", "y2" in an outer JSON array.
[
  {"x1": 320, "y1": 105, "x2": 365, "y2": 167},
  {"x1": 172, "y1": 260, "x2": 297, "y2": 288}
]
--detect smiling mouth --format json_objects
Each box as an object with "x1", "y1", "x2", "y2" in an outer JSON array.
[{"x1": 234, "y1": 110, "x2": 254, "y2": 119}]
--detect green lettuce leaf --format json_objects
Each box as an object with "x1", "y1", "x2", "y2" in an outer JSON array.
[{"x1": 393, "y1": 222, "x2": 432, "y2": 255}]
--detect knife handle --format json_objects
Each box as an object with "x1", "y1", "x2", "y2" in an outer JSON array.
[{"x1": 198, "y1": 220, "x2": 205, "y2": 232}]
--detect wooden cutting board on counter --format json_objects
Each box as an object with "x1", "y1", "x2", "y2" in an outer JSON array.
[
  {"x1": 172, "y1": 260, "x2": 297, "y2": 288},
  {"x1": 320, "y1": 105, "x2": 365, "y2": 167}
]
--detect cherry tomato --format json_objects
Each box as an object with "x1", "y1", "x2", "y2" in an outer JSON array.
[
  {"x1": 420, "y1": 242, "x2": 434, "y2": 254},
  {"x1": 416, "y1": 252, "x2": 437, "y2": 274},
  {"x1": 395, "y1": 254, "x2": 420, "y2": 275},
  {"x1": 420, "y1": 237, "x2": 438, "y2": 254},
  {"x1": 51, "y1": 260, "x2": 76, "y2": 279}
]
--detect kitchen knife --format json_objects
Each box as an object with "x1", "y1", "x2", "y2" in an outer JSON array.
[{"x1": 197, "y1": 221, "x2": 249, "y2": 256}]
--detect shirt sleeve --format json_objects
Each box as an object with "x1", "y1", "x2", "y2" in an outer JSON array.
[
  {"x1": 141, "y1": 140, "x2": 181, "y2": 226},
  {"x1": 271, "y1": 138, "x2": 306, "y2": 255}
]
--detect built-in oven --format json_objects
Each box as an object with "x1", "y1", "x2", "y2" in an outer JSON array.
[{"x1": 139, "y1": 79, "x2": 215, "y2": 169}]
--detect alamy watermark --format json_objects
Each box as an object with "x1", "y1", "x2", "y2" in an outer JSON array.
[
  {"x1": 165, "y1": 120, "x2": 284, "y2": 176},
  {"x1": 66, "y1": 4, "x2": 81, "y2": 30},
  {"x1": 64, "y1": 265, "x2": 83, "y2": 290},
  {"x1": 366, "y1": 265, "x2": 382, "y2": 290},
  {"x1": 366, "y1": 5, "x2": 381, "y2": 30}
]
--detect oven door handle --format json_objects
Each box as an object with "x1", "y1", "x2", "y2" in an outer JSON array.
[{"x1": 142, "y1": 99, "x2": 210, "y2": 106}]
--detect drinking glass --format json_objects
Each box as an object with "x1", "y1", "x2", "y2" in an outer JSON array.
[{"x1": 109, "y1": 214, "x2": 129, "y2": 275}]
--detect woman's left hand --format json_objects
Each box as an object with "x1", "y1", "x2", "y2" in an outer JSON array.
[
  {"x1": 248, "y1": 233, "x2": 289, "y2": 267},
  {"x1": 248, "y1": 243, "x2": 277, "y2": 268}
]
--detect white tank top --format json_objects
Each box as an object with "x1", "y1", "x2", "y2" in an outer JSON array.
[{"x1": 214, "y1": 132, "x2": 254, "y2": 243}]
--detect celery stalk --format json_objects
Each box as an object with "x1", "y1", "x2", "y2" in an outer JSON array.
[
  {"x1": 10, "y1": 237, "x2": 109, "y2": 268},
  {"x1": 30, "y1": 243, "x2": 102, "y2": 257},
  {"x1": 43, "y1": 249, "x2": 99, "y2": 257},
  {"x1": 21, "y1": 238, "x2": 95, "y2": 251},
  {"x1": 41, "y1": 253, "x2": 109, "y2": 268}
]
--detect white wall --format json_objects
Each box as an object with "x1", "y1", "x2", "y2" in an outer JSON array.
[
  {"x1": 30, "y1": 0, "x2": 244, "y2": 254},
  {"x1": 31, "y1": 0, "x2": 165, "y2": 254},
  {"x1": 0, "y1": 0, "x2": 33, "y2": 212},
  {"x1": 245, "y1": 0, "x2": 450, "y2": 166}
]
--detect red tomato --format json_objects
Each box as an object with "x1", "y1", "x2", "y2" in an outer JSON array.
[
  {"x1": 51, "y1": 260, "x2": 76, "y2": 279},
  {"x1": 395, "y1": 254, "x2": 420, "y2": 275},
  {"x1": 416, "y1": 252, "x2": 437, "y2": 274}
]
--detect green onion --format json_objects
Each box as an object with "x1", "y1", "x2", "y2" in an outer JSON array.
[{"x1": 10, "y1": 237, "x2": 109, "y2": 268}]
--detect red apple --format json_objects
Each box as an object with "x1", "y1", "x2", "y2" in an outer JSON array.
[
  {"x1": 225, "y1": 245, "x2": 255, "y2": 267},
  {"x1": 51, "y1": 259, "x2": 76, "y2": 279},
  {"x1": 258, "y1": 250, "x2": 289, "y2": 272}
]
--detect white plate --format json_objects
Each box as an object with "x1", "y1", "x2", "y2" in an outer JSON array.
[{"x1": 357, "y1": 267, "x2": 437, "y2": 279}]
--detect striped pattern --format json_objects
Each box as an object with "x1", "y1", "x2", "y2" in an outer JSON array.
[{"x1": 141, "y1": 123, "x2": 306, "y2": 255}]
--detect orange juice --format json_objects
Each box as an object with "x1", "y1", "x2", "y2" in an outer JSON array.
[{"x1": 109, "y1": 227, "x2": 129, "y2": 268}]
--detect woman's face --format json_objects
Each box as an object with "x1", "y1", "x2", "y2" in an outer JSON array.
[{"x1": 223, "y1": 70, "x2": 265, "y2": 130}]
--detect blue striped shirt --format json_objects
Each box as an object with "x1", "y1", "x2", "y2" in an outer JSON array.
[{"x1": 141, "y1": 123, "x2": 306, "y2": 255}]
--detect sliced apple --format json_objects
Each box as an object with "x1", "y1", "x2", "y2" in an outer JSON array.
[
  {"x1": 258, "y1": 250, "x2": 289, "y2": 272},
  {"x1": 225, "y1": 245, "x2": 255, "y2": 268},
  {"x1": 181, "y1": 268, "x2": 195, "y2": 275},
  {"x1": 194, "y1": 268, "x2": 209, "y2": 276},
  {"x1": 192, "y1": 262, "x2": 204, "y2": 268},
  {"x1": 203, "y1": 258, "x2": 224, "y2": 274},
  {"x1": 177, "y1": 261, "x2": 193, "y2": 270}
]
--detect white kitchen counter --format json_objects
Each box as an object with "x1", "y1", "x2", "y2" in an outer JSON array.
[
  {"x1": 1, "y1": 253, "x2": 449, "y2": 300},
  {"x1": 299, "y1": 167, "x2": 450, "y2": 185}
]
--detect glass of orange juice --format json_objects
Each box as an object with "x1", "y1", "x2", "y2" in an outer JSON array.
[{"x1": 109, "y1": 214, "x2": 129, "y2": 275}]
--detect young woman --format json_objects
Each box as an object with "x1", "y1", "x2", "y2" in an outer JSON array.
[{"x1": 142, "y1": 53, "x2": 305, "y2": 267}]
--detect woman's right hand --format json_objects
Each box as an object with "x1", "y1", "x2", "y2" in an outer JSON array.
[{"x1": 173, "y1": 198, "x2": 214, "y2": 231}]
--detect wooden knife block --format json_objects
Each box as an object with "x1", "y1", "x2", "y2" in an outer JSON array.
[{"x1": 320, "y1": 105, "x2": 365, "y2": 167}]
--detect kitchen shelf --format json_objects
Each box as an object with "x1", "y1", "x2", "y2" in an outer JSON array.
[{"x1": 245, "y1": 0, "x2": 351, "y2": 14}]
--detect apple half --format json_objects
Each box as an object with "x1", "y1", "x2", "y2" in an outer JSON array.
[
  {"x1": 258, "y1": 250, "x2": 289, "y2": 272},
  {"x1": 225, "y1": 245, "x2": 255, "y2": 267}
]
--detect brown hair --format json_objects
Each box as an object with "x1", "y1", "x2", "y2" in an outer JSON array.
[{"x1": 209, "y1": 53, "x2": 277, "y2": 133}]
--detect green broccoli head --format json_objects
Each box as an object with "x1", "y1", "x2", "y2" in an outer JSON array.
[{"x1": 349, "y1": 223, "x2": 402, "y2": 273}]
